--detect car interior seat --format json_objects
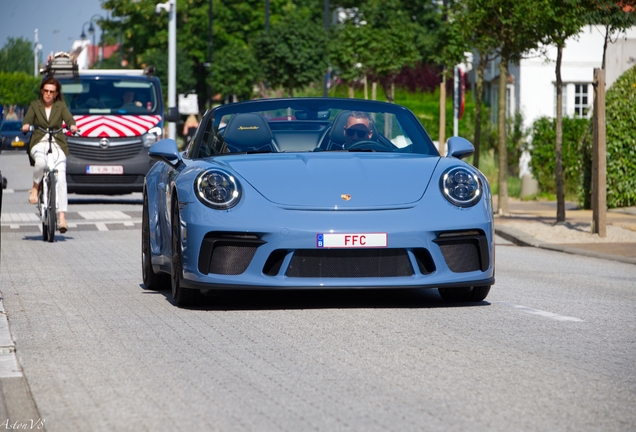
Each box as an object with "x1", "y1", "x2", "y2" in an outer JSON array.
[{"x1": 222, "y1": 113, "x2": 279, "y2": 153}]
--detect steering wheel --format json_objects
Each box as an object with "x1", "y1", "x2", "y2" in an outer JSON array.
[{"x1": 346, "y1": 140, "x2": 395, "y2": 152}]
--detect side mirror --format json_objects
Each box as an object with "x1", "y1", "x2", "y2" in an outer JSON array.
[
  {"x1": 446, "y1": 136, "x2": 474, "y2": 160},
  {"x1": 164, "y1": 107, "x2": 180, "y2": 123},
  {"x1": 148, "y1": 138, "x2": 182, "y2": 167}
]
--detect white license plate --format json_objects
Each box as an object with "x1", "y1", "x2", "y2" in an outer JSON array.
[
  {"x1": 317, "y1": 233, "x2": 388, "y2": 248},
  {"x1": 86, "y1": 165, "x2": 124, "y2": 175}
]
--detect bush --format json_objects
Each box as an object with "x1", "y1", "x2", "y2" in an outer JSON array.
[
  {"x1": 0, "y1": 71, "x2": 39, "y2": 107},
  {"x1": 528, "y1": 116, "x2": 589, "y2": 199},
  {"x1": 605, "y1": 65, "x2": 636, "y2": 208}
]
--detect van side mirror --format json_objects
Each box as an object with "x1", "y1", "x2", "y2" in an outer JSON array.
[{"x1": 164, "y1": 107, "x2": 180, "y2": 123}]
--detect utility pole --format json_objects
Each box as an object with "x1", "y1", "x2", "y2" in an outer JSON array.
[
  {"x1": 592, "y1": 68, "x2": 606, "y2": 237},
  {"x1": 156, "y1": 0, "x2": 177, "y2": 140}
]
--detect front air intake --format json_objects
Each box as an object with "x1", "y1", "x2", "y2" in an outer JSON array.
[
  {"x1": 198, "y1": 233, "x2": 265, "y2": 275},
  {"x1": 433, "y1": 230, "x2": 489, "y2": 273},
  {"x1": 285, "y1": 249, "x2": 413, "y2": 278}
]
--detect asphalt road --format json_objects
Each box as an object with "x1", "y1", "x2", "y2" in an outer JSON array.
[{"x1": 1, "y1": 153, "x2": 635, "y2": 432}]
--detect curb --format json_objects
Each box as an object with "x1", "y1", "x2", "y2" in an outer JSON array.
[{"x1": 495, "y1": 226, "x2": 636, "y2": 266}]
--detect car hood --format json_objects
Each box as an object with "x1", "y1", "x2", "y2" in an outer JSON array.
[{"x1": 217, "y1": 153, "x2": 441, "y2": 208}]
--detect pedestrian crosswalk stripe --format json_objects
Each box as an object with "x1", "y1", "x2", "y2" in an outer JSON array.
[{"x1": 78, "y1": 211, "x2": 132, "y2": 220}]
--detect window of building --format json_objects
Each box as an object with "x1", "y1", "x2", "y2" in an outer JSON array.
[{"x1": 574, "y1": 84, "x2": 590, "y2": 117}]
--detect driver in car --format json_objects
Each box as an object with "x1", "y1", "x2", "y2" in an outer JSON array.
[{"x1": 344, "y1": 111, "x2": 374, "y2": 147}]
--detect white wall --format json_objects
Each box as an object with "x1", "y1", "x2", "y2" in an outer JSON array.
[{"x1": 518, "y1": 25, "x2": 605, "y2": 131}]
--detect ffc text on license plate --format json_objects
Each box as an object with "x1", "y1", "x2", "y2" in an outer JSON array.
[
  {"x1": 86, "y1": 165, "x2": 124, "y2": 175},
  {"x1": 317, "y1": 233, "x2": 387, "y2": 248}
]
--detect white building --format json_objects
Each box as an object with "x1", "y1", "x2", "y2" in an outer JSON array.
[
  {"x1": 475, "y1": 25, "x2": 636, "y2": 132},
  {"x1": 471, "y1": 25, "x2": 636, "y2": 177}
]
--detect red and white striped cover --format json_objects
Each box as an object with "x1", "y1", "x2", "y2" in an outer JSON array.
[{"x1": 73, "y1": 115, "x2": 162, "y2": 138}]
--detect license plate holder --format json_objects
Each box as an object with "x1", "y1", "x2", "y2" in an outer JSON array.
[
  {"x1": 317, "y1": 233, "x2": 388, "y2": 248},
  {"x1": 86, "y1": 165, "x2": 124, "y2": 175}
]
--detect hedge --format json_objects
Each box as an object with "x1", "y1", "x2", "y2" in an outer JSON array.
[
  {"x1": 605, "y1": 65, "x2": 636, "y2": 208},
  {"x1": 528, "y1": 116, "x2": 589, "y2": 198}
]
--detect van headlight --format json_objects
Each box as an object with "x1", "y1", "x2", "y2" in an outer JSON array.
[
  {"x1": 440, "y1": 167, "x2": 482, "y2": 207},
  {"x1": 142, "y1": 126, "x2": 163, "y2": 147},
  {"x1": 195, "y1": 169, "x2": 241, "y2": 209}
]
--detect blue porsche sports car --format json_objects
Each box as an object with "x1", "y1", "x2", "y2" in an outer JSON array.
[{"x1": 143, "y1": 98, "x2": 495, "y2": 307}]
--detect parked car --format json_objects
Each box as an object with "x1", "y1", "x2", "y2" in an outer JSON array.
[
  {"x1": 0, "y1": 120, "x2": 30, "y2": 153},
  {"x1": 143, "y1": 97, "x2": 495, "y2": 307}
]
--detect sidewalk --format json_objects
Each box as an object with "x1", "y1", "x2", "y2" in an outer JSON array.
[{"x1": 494, "y1": 198, "x2": 636, "y2": 265}]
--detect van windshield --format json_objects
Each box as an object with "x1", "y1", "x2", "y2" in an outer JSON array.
[{"x1": 60, "y1": 78, "x2": 160, "y2": 115}]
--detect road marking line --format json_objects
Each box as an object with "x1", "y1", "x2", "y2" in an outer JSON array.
[
  {"x1": 95, "y1": 222, "x2": 109, "y2": 231},
  {"x1": 78, "y1": 211, "x2": 131, "y2": 220},
  {"x1": 494, "y1": 301, "x2": 583, "y2": 322}
]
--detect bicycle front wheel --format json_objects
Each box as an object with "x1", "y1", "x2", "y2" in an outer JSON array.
[{"x1": 46, "y1": 171, "x2": 56, "y2": 242}]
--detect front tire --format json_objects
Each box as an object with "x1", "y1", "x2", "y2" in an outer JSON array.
[
  {"x1": 142, "y1": 192, "x2": 169, "y2": 290},
  {"x1": 45, "y1": 172, "x2": 56, "y2": 243},
  {"x1": 438, "y1": 286, "x2": 491, "y2": 302},
  {"x1": 171, "y1": 200, "x2": 202, "y2": 307}
]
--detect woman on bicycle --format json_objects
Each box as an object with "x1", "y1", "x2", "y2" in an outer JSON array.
[{"x1": 21, "y1": 77, "x2": 77, "y2": 233}]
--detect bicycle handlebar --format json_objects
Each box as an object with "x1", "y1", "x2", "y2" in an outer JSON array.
[{"x1": 24, "y1": 125, "x2": 81, "y2": 136}]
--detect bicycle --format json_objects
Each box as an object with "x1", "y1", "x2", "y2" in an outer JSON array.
[{"x1": 26, "y1": 125, "x2": 78, "y2": 242}]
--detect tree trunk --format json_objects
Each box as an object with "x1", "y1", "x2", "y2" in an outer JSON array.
[
  {"x1": 602, "y1": 25, "x2": 609, "y2": 70},
  {"x1": 497, "y1": 59, "x2": 509, "y2": 216},
  {"x1": 372, "y1": 81, "x2": 377, "y2": 101},
  {"x1": 383, "y1": 79, "x2": 395, "y2": 104},
  {"x1": 473, "y1": 57, "x2": 486, "y2": 169},
  {"x1": 364, "y1": 74, "x2": 368, "y2": 100},
  {"x1": 555, "y1": 44, "x2": 565, "y2": 223},
  {"x1": 439, "y1": 67, "x2": 447, "y2": 156},
  {"x1": 348, "y1": 83, "x2": 354, "y2": 98}
]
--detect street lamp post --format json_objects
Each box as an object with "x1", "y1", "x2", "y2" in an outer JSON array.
[
  {"x1": 156, "y1": 0, "x2": 177, "y2": 140},
  {"x1": 33, "y1": 29, "x2": 42, "y2": 76},
  {"x1": 88, "y1": 14, "x2": 104, "y2": 65}
]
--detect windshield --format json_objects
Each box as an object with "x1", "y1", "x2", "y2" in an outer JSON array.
[
  {"x1": 191, "y1": 98, "x2": 438, "y2": 158},
  {"x1": 60, "y1": 78, "x2": 160, "y2": 115}
]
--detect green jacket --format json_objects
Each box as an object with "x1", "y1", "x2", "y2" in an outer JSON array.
[{"x1": 23, "y1": 99, "x2": 76, "y2": 156}]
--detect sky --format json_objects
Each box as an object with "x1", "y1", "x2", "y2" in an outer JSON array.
[{"x1": 0, "y1": 0, "x2": 106, "y2": 63}]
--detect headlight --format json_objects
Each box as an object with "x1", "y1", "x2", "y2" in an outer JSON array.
[
  {"x1": 195, "y1": 169, "x2": 241, "y2": 209},
  {"x1": 440, "y1": 167, "x2": 482, "y2": 207},
  {"x1": 142, "y1": 126, "x2": 163, "y2": 147}
]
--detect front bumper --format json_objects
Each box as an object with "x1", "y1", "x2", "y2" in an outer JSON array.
[
  {"x1": 176, "y1": 198, "x2": 495, "y2": 291},
  {"x1": 66, "y1": 136, "x2": 155, "y2": 194}
]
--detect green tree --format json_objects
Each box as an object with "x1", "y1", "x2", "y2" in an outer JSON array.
[
  {"x1": 253, "y1": 10, "x2": 327, "y2": 96},
  {"x1": 362, "y1": 0, "x2": 421, "y2": 104},
  {"x1": 328, "y1": 15, "x2": 367, "y2": 98},
  {"x1": 0, "y1": 72, "x2": 39, "y2": 106},
  {"x1": 584, "y1": 0, "x2": 636, "y2": 69},
  {"x1": 0, "y1": 37, "x2": 34, "y2": 74},
  {"x1": 466, "y1": 0, "x2": 549, "y2": 215},
  {"x1": 455, "y1": 0, "x2": 498, "y2": 169},
  {"x1": 429, "y1": 1, "x2": 469, "y2": 152},
  {"x1": 541, "y1": 0, "x2": 587, "y2": 222},
  {"x1": 210, "y1": 39, "x2": 259, "y2": 101}
]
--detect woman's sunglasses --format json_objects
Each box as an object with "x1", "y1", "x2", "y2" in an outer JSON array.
[{"x1": 345, "y1": 128, "x2": 369, "y2": 138}]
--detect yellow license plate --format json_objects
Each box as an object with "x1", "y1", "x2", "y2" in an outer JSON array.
[{"x1": 11, "y1": 140, "x2": 25, "y2": 147}]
